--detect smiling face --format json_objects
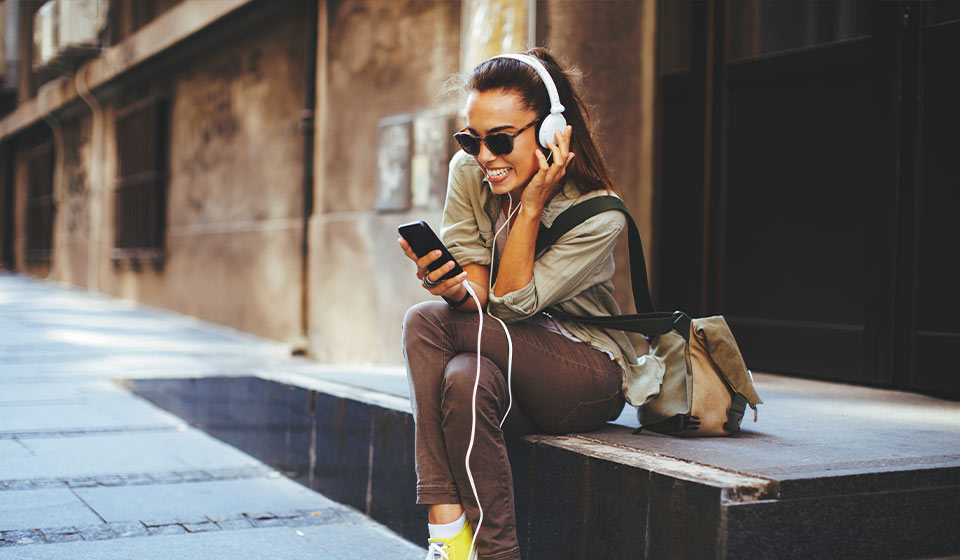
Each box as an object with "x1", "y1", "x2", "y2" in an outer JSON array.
[{"x1": 464, "y1": 89, "x2": 542, "y2": 198}]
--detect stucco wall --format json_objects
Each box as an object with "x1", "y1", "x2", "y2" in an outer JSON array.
[
  {"x1": 95, "y1": 5, "x2": 308, "y2": 343},
  {"x1": 308, "y1": 0, "x2": 461, "y2": 363},
  {"x1": 54, "y1": 116, "x2": 93, "y2": 288}
]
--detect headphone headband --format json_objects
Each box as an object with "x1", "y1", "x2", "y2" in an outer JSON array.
[{"x1": 492, "y1": 54, "x2": 565, "y2": 116}]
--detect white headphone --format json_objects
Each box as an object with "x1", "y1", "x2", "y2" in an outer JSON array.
[{"x1": 492, "y1": 54, "x2": 567, "y2": 149}]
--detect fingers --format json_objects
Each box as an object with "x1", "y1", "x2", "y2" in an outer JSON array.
[
  {"x1": 416, "y1": 250, "x2": 445, "y2": 274},
  {"x1": 398, "y1": 238, "x2": 419, "y2": 263},
  {"x1": 435, "y1": 271, "x2": 468, "y2": 297},
  {"x1": 556, "y1": 124, "x2": 572, "y2": 155},
  {"x1": 423, "y1": 258, "x2": 458, "y2": 286},
  {"x1": 535, "y1": 148, "x2": 550, "y2": 171}
]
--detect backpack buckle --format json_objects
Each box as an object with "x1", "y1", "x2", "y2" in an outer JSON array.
[{"x1": 723, "y1": 393, "x2": 748, "y2": 433}]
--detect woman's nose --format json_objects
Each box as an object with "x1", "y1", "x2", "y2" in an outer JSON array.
[{"x1": 477, "y1": 142, "x2": 497, "y2": 164}]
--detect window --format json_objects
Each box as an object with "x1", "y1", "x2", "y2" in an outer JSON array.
[
  {"x1": 26, "y1": 142, "x2": 55, "y2": 263},
  {"x1": 728, "y1": 0, "x2": 870, "y2": 61},
  {"x1": 113, "y1": 97, "x2": 168, "y2": 262}
]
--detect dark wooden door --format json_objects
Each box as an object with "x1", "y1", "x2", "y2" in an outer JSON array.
[
  {"x1": 656, "y1": 1, "x2": 957, "y2": 397},
  {"x1": 909, "y1": 4, "x2": 960, "y2": 395}
]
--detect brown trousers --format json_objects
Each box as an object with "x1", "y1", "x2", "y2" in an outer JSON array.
[{"x1": 402, "y1": 301, "x2": 624, "y2": 560}]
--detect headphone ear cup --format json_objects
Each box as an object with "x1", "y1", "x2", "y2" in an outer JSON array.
[{"x1": 538, "y1": 113, "x2": 567, "y2": 148}]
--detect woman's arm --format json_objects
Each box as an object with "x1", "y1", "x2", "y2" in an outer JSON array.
[
  {"x1": 494, "y1": 126, "x2": 574, "y2": 297},
  {"x1": 490, "y1": 209, "x2": 626, "y2": 322}
]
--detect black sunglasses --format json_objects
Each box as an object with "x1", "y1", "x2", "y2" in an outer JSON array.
[{"x1": 453, "y1": 119, "x2": 538, "y2": 156}]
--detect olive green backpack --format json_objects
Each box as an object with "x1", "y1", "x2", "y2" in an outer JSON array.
[{"x1": 538, "y1": 197, "x2": 762, "y2": 436}]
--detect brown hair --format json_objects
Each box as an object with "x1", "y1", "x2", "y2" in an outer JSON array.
[{"x1": 467, "y1": 47, "x2": 618, "y2": 195}]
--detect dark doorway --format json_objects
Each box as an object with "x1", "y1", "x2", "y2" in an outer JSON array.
[{"x1": 656, "y1": 0, "x2": 958, "y2": 398}]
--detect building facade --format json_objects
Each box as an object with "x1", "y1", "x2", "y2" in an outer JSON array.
[{"x1": 0, "y1": 0, "x2": 955, "y2": 398}]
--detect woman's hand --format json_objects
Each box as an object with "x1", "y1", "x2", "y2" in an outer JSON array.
[
  {"x1": 397, "y1": 238, "x2": 468, "y2": 299},
  {"x1": 520, "y1": 125, "x2": 575, "y2": 214}
]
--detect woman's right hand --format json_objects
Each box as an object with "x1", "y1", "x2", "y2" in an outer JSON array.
[{"x1": 397, "y1": 238, "x2": 468, "y2": 299}]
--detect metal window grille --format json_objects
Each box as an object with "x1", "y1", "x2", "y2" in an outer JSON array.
[
  {"x1": 26, "y1": 143, "x2": 55, "y2": 263},
  {"x1": 113, "y1": 97, "x2": 167, "y2": 260}
]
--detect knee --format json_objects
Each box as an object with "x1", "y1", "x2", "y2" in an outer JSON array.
[
  {"x1": 402, "y1": 301, "x2": 451, "y2": 349},
  {"x1": 441, "y1": 354, "x2": 502, "y2": 414}
]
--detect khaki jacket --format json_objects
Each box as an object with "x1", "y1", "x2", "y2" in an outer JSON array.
[{"x1": 439, "y1": 150, "x2": 663, "y2": 407}]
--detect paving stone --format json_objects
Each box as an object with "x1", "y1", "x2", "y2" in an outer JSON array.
[
  {"x1": 5, "y1": 431, "x2": 261, "y2": 480},
  {"x1": 297, "y1": 523, "x2": 426, "y2": 559},
  {"x1": 145, "y1": 524, "x2": 187, "y2": 536},
  {"x1": 78, "y1": 526, "x2": 118, "y2": 542},
  {"x1": 214, "y1": 518, "x2": 254, "y2": 531},
  {"x1": 0, "y1": 529, "x2": 44, "y2": 546},
  {"x1": 0, "y1": 396, "x2": 180, "y2": 433},
  {"x1": 96, "y1": 476, "x2": 125, "y2": 487},
  {"x1": 40, "y1": 527, "x2": 84, "y2": 543},
  {"x1": 107, "y1": 522, "x2": 149, "y2": 539},
  {"x1": 0, "y1": 441, "x2": 32, "y2": 461},
  {"x1": 0, "y1": 489, "x2": 102, "y2": 531},
  {"x1": 0, "y1": 526, "x2": 340, "y2": 559},
  {"x1": 183, "y1": 521, "x2": 220, "y2": 533},
  {"x1": 178, "y1": 470, "x2": 210, "y2": 483},
  {"x1": 118, "y1": 474, "x2": 154, "y2": 486},
  {"x1": 75, "y1": 478, "x2": 344, "y2": 525}
]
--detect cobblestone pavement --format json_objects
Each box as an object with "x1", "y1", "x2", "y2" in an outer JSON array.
[{"x1": 0, "y1": 273, "x2": 424, "y2": 559}]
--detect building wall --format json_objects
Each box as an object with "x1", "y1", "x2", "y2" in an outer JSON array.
[
  {"x1": 55, "y1": 115, "x2": 93, "y2": 288},
  {"x1": 100, "y1": 5, "x2": 307, "y2": 342},
  {"x1": 3, "y1": 0, "x2": 658, "y2": 367},
  {"x1": 23, "y1": 3, "x2": 309, "y2": 343}
]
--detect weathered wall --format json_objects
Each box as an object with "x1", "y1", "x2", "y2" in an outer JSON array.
[
  {"x1": 55, "y1": 116, "x2": 92, "y2": 288},
  {"x1": 94, "y1": 4, "x2": 307, "y2": 343},
  {"x1": 308, "y1": 0, "x2": 461, "y2": 362}
]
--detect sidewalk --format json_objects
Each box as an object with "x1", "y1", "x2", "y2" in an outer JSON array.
[{"x1": 0, "y1": 272, "x2": 423, "y2": 559}]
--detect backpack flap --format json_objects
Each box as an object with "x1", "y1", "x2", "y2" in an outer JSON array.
[{"x1": 690, "y1": 316, "x2": 763, "y2": 408}]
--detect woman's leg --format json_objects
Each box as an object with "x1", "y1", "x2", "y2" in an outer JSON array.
[{"x1": 402, "y1": 301, "x2": 623, "y2": 559}]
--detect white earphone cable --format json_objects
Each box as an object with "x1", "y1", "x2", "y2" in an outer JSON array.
[{"x1": 460, "y1": 193, "x2": 521, "y2": 560}]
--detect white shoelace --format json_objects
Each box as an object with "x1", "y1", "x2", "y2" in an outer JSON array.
[{"x1": 425, "y1": 542, "x2": 450, "y2": 560}]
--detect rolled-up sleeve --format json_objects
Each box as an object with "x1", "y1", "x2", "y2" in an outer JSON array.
[
  {"x1": 488, "y1": 212, "x2": 625, "y2": 322},
  {"x1": 440, "y1": 154, "x2": 491, "y2": 267}
]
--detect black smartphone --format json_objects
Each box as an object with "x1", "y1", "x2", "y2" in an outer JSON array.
[{"x1": 398, "y1": 221, "x2": 465, "y2": 282}]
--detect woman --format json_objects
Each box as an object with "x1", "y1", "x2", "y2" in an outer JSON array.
[{"x1": 399, "y1": 48, "x2": 645, "y2": 560}]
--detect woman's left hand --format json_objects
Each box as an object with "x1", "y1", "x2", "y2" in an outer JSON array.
[{"x1": 521, "y1": 125, "x2": 575, "y2": 214}]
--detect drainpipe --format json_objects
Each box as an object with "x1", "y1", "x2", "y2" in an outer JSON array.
[
  {"x1": 296, "y1": 0, "x2": 319, "y2": 354},
  {"x1": 76, "y1": 66, "x2": 103, "y2": 293},
  {"x1": 4, "y1": 0, "x2": 20, "y2": 89},
  {"x1": 37, "y1": 82, "x2": 65, "y2": 281}
]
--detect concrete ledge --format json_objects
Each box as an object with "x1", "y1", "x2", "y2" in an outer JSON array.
[{"x1": 128, "y1": 374, "x2": 960, "y2": 559}]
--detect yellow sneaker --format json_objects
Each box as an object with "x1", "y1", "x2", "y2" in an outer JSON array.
[{"x1": 424, "y1": 519, "x2": 478, "y2": 560}]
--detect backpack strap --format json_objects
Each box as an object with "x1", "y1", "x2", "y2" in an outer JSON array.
[{"x1": 536, "y1": 196, "x2": 655, "y2": 314}]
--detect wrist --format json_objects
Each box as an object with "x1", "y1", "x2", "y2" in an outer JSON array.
[
  {"x1": 517, "y1": 204, "x2": 543, "y2": 223},
  {"x1": 442, "y1": 285, "x2": 471, "y2": 308}
]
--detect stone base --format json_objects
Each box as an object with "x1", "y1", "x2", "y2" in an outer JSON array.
[{"x1": 128, "y1": 374, "x2": 960, "y2": 559}]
